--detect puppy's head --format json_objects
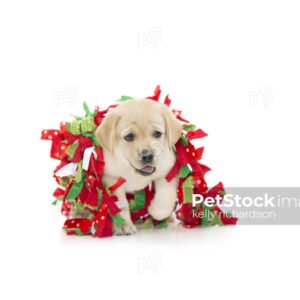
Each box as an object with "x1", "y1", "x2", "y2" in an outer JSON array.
[{"x1": 95, "y1": 99, "x2": 182, "y2": 176}]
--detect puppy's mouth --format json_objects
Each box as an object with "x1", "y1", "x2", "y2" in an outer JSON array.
[
  {"x1": 128, "y1": 160, "x2": 156, "y2": 176},
  {"x1": 135, "y1": 165, "x2": 156, "y2": 176}
]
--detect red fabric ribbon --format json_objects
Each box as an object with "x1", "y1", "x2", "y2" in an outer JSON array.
[
  {"x1": 186, "y1": 129, "x2": 207, "y2": 140},
  {"x1": 164, "y1": 94, "x2": 171, "y2": 107},
  {"x1": 109, "y1": 177, "x2": 126, "y2": 193},
  {"x1": 146, "y1": 85, "x2": 161, "y2": 101},
  {"x1": 165, "y1": 160, "x2": 180, "y2": 182},
  {"x1": 92, "y1": 202, "x2": 111, "y2": 237}
]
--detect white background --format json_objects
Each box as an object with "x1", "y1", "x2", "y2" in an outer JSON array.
[{"x1": 0, "y1": 1, "x2": 299, "y2": 299}]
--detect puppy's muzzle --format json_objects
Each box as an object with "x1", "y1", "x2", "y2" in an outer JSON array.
[{"x1": 133, "y1": 149, "x2": 156, "y2": 176}]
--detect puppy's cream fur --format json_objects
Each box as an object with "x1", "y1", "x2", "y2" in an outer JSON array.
[{"x1": 95, "y1": 99, "x2": 182, "y2": 235}]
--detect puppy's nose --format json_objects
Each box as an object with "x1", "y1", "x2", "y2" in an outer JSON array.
[{"x1": 141, "y1": 150, "x2": 154, "y2": 164}]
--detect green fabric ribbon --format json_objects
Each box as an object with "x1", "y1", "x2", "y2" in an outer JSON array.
[
  {"x1": 66, "y1": 142, "x2": 78, "y2": 160},
  {"x1": 129, "y1": 191, "x2": 146, "y2": 211},
  {"x1": 118, "y1": 95, "x2": 133, "y2": 102},
  {"x1": 180, "y1": 135, "x2": 189, "y2": 146},
  {"x1": 66, "y1": 179, "x2": 84, "y2": 200},
  {"x1": 134, "y1": 191, "x2": 146, "y2": 210},
  {"x1": 75, "y1": 161, "x2": 83, "y2": 183},
  {"x1": 201, "y1": 205, "x2": 211, "y2": 226},
  {"x1": 183, "y1": 176, "x2": 194, "y2": 203},
  {"x1": 155, "y1": 219, "x2": 169, "y2": 228},
  {"x1": 111, "y1": 214, "x2": 126, "y2": 226},
  {"x1": 68, "y1": 103, "x2": 97, "y2": 135},
  {"x1": 183, "y1": 123, "x2": 196, "y2": 132},
  {"x1": 69, "y1": 120, "x2": 81, "y2": 135},
  {"x1": 179, "y1": 165, "x2": 192, "y2": 178},
  {"x1": 142, "y1": 218, "x2": 154, "y2": 229},
  {"x1": 81, "y1": 116, "x2": 96, "y2": 133}
]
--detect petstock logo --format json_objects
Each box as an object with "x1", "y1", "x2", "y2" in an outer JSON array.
[
  {"x1": 137, "y1": 252, "x2": 162, "y2": 274},
  {"x1": 191, "y1": 187, "x2": 300, "y2": 225},
  {"x1": 137, "y1": 27, "x2": 162, "y2": 49}
]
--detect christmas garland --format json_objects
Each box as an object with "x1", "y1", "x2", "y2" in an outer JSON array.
[{"x1": 41, "y1": 86, "x2": 237, "y2": 237}]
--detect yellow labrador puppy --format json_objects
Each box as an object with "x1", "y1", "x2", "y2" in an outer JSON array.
[{"x1": 95, "y1": 99, "x2": 182, "y2": 235}]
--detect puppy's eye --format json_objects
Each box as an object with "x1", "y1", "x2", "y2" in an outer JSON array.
[
  {"x1": 153, "y1": 131, "x2": 162, "y2": 139},
  {"x1": 124, "y1": 133, "x2": 135, "y2": 142}
]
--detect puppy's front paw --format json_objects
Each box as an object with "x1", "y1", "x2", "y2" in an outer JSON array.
[
  {"x1": 113, "y1": 222, "x2": 137, "y2": 235},
  {"x1": 148, "y1": 199, "x2": 175, "y2": 221}
]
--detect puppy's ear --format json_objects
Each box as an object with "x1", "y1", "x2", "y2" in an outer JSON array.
[
  {"x1": 95, "y1": 111, "x2": 120, "y2": 152},
  {"x1": 163, "y1": 107, "x2": 182, "y2": 148}
]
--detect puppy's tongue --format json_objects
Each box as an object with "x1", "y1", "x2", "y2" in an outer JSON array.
[{"x1": 141, "y1": 166, "x2": 155, "y2": 173}]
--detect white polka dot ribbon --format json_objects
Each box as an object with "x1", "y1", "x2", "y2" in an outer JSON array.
[{"x1": 55, "y1": 162, "x2": 78, "y2": 177}]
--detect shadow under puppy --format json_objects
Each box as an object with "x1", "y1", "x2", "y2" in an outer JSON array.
[{"x1": 95, "y1": 99, "x2": 182, "y2": 235}]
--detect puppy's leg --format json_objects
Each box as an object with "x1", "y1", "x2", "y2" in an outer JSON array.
[
  {"x1": 148, "y1": 176, "x2": 178, "y2": 220},
  {"x1": 104, "y1": 176, "x2": 136, "y2": 235},
  {"x1": 113, "y1": 204, "x2": 137, "y2": 235}
]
